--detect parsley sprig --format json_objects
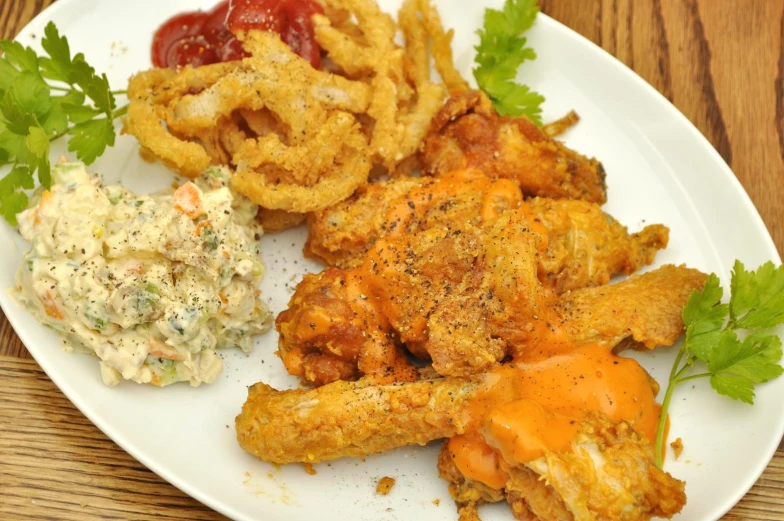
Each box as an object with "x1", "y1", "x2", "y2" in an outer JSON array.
[
  {"x1": 0, "y1": 22, "x2": 127, "y2": 225},
  {"x1": 473, "y1": 0, "x2": 545, "y2": 125},
  {"x1": 655, "y1": 261, "x2": 784, "y2": 468}
]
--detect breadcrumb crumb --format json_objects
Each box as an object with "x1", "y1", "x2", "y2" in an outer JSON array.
[
  {"x1": 376, "y1": 476, "x2": 396, "y2": 495},
  {"x1": 670, "y1": 437, "x2": 684, "y2": 460}
]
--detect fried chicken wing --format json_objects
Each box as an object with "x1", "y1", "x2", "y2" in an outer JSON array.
[
  {"x1": 421, "y1": 91, "x2": 607, "y2": 204},
  {"x1": 553, "y1": 263, "x2": 705, "y2": 349},
  {"x1": 305, "y1": 170, "x2": 668, "y2": 293},
  {"x1": 237, "y1": 358, "x2": 687, "y2": 517},
  {"x1": 236, "y1": 374, "x2": 481, "y2": 464},
  {"x1": 284, "y1": 183, "x2": 701, "y2": 385},
  {"x1": 438, "y1": 414, "x2": 686, "y2": 521}
]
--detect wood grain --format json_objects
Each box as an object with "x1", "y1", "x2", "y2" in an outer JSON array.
[
  {"x1": 540, "y1": 0, "x2": 784, "y2": 257},
  {"x1": 0, "y1": 357, "x2": 227, "y2": 520},
  {"x1": 1, "y1": 0, "x2": 783, "y2": 520}
]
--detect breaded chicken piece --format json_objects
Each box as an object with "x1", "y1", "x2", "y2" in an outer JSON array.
[
  {"x1": 438, "y1": 414, "x2": 686, "y2": 521},
  {"x1": 276, "y1": 267, "x2": 418, "y2": 386},
  {"x1": 427, "y1": 262, "x2": 705, "y2": 377},
  {"x1": 306, "y1": 170, "x2": 668, "y2": 293},
  {"x1": 283, "y1": 197, "x2": 702, "y2": 384},
  {"x1": 421, "y1": 91, "x2": 607, "y2": 204},
  {"x1": 552, "y1": 264, "x2": 705, "y2": 349},
  {"x1": 236, "y1": 376, "x2": 685, "y2": 519},
  {"x1": 236, "y1": 374, "x2": 482, "y2": 464}
]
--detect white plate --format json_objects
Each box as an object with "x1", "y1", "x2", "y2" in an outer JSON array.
[{"x1": 2, "y1": 1, "x2": 783, "y2": 520}]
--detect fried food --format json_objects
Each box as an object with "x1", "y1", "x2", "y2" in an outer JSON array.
[
  {"x1": 236, "y1": 374, "x2": 482, "y2": 464},
  {"x1": 438, "y1": 414, "x2": 686, "y2": 521},
  {"x1": 305, "y1": 169, "x2": 668, "y2": 294},
  {"x1": 276, "y1": 267, "x2": 420, "y2": 386},
  {"x1": 237, "y1": 351, "x2": 688, "y2": 518},
  {"x1": 244, "y1": 166, "x2": 699, "y2": 521},
  {"x1": 257, "y1": 208, "x2": 307, "y2": 233},
  {"x1": 422, "y1": 90, "x2": 608, "y2": 204},
  {"x1": 127, "y1": 31, "x2": 372, "y2": 212},
  {"x1": 126, "y1": 0, "x2": 464, "y2": 218},
  {"x1": 279, "y1": 231, "x2": 703, "y2": 385},
  {"x1": 553, "y1": 264, "x2": 704, "y2": 349}
]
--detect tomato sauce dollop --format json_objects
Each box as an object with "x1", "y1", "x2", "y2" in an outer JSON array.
[{"x1": 151, "y1": 0, "x2": 324, "y2": 69}]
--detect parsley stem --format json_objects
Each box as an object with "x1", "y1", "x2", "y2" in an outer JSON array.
[
  {"x1": 655, "y1": 375, "x2": 678, "y2": 469},
  {"x1": 676, "y1": 373, "x2": 711, "y2": 384},
  {"x1": 669, "y1": 343, "x2": 688, "y2": 382},
  {"x1": 48, "y1": 131, "x2": 67, "y2": 142},
  {"x1": 673, "y1": 359, "x2": 694, "y2": 381},
  {"x1": 112, "y1": 105, "x2": 128, "y2": 118},
  {"x1": 48, "y1": 85, "x2": 72, "y2": 92},
  {"x1": 111, "y1": 89, "x2": 127, "y2": 95}
]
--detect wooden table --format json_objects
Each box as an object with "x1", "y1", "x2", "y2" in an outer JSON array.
[{"x1": 1, "y1": 0, "x2": 783, "y2": 519}]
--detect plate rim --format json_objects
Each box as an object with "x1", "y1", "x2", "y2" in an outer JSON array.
[{"x1": 4, "y1": 2, "x2": 783, "y2": 520}]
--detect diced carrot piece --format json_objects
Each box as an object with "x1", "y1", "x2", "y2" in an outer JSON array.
[
  {"x1": 40, "y1": 289, "x2": 63, "y2": 320},
  {"x1": 173, "y1": 182, "x2": 204, "y2": 219},
  {"x1": 33, "y1": 190, "x2": 53, "y2": 225}
]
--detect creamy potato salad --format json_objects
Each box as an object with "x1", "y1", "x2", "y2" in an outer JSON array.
[{"x1": 13, "y1": 161, "x2": 272, "y2": 387}]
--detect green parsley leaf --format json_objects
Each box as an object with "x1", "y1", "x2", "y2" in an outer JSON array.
[
  {"x1": 708, "y1": 331, "x2": 784, "y2": 404},
  {"x1": 36, "y1": 154, "x2": 50, "y2": 188},
  {"x1": 0, "y1": 90, "x2": 38, "y2": 135},
  {"x1": 0, "y1": 41, "x2": 39, "y2": 74},
  {"x1": 0, "y1": 164, "x2": 34, "y2": 226},
  {"x1": 730, "y1": 261, "x2": 784, "y2": 329},
  {"x1": 62, "y1": 103, "x2": 102, "y2": 124},
  {"x1": 25, "y1": 126, "x2": 49, "y2": 159},
  {"x1": 473, "y1": 0, "x2": 545, "y2": 124},
  {"x1": 0, "y1": 58, "x2": 19, "y2": 91},
  {"x1": 0, "y1": 129, "x2": 37, "y2": 166},
  {"x1": 39, "y1": 22, "x2": 73, "y2": 84},
  {"x1": 67, "y1": 118, "x2": 115, "y2": 164},
  {"x1": 682, "y1": 273, "x2": 728, "y2": 363},
  {"x1": 55, "y1": 89, "x2": 86, "y2": 106},
  {"x1": 9, "y1": 71, "x2": 52, "y2": 120},
  {"x1": 503, "y1": 0, "x2": 539, "y2": 33},
  {"x1": 0, "y1": 21, "x2": 127, "y2": 225},
  {"x1": 71, "y1": 58, "x2": 115, "y2": 116},
  {"x1": 655, "y1": 264, "x2": 784, "y2": 468},
  {"x1": 0, "y1": 190, "x2": 28, "y2": 226},
  {"x1": 41, "y1": 100, "x2": 68, "y2": 137}
]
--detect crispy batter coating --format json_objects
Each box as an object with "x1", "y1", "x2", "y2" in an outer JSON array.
[
  {"x1": 528, "y1": 197, "x2": 668, "y2": 294},
  {"x1": 523, "y1": 415, "x2": 686, "y2": 520},
  {"x1": 236, "y1": 374, "x2": 482, "y2": 464},
  {"x1": 279, "y1": 234, "x2": 703, "y2": 384},
  {"x1": 552, "y1": 264, "x2": 706, "y2": 350},
  {"x1": 438, "y1": 414, "x2": 686, "y2": 521},
  {"x1": 276, "y1": 267, "x2": 418, "y2": 387},
  {"x1": 237, "y1": 375, "x2": 686, "y2": 519},
  {"x1": 125, "y1": 0, "x2": 465, "y2": 213},
  {"x1": 257, "y1": 208, "x2": 307, "y2": 233},
  {"x1": 306, "y1": 170, "x2": 668, "y2": 293},
  {"x1": 422, "y1": 91, "x2": 607, "y2": 203}
]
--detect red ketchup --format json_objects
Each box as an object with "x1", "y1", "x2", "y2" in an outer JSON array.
[{"x1": 151, "y1": 0, "x2": 324, "y2": 69}]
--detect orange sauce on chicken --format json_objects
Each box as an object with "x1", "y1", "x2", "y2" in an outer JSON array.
[
  {"x1": 287, "y1": 168, "x2": 665, "y2": 471},
  {"x1": 450, "y1": 322, "x2": 661, "y2": 488}
]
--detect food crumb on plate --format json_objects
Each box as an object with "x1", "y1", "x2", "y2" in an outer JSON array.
[
  {"x1": 376, "y1": 476, "x2": 396, "y2": 495},
  {"x1": 303, "y1": 462, "x2": 317, "y2": 475},
  {"x1": 670, "y1": 437, "x2": 684, "y2": 460}
]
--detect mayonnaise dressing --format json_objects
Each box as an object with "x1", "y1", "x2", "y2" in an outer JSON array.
[{"x1": 13, "y1": 161, "x2": 272, "y2": 387}]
